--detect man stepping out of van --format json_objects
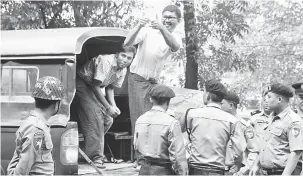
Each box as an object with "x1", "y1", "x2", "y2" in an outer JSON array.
[
  {"x1": 7, "y1": 76, "x2": 65, "y2": 175},
  {"x1": 75, "y1": 45, "x2": 136, "y2": 169}
]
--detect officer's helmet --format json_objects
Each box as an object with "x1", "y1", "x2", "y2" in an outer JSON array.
[{"x1": 32, "y1": 76, "x2": 65, "y2": 100}]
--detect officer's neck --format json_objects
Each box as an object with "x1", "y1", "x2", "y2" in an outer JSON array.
[
  {"x1": 231, "y1": 109, "x2": 237, "y2": 116},
  {"x1": 297, "y1": 109, "x2": 303, "y2": 117},
  {"x1": 274, "y1": 104, "x2": 288, "y2": 116},
  {"x1": 207, "y1": 100, "x2": 221, "y2": 107},
  {"x1": 33, "y1": 108, "x2": 53, "y2": 121},
  {"x1": 152, "y1": 104, "x2": 168, "y2": 112}
]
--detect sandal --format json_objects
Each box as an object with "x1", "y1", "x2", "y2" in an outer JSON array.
[{"x1": 94, "y1": 160, "x2": 106, "y2": 169}]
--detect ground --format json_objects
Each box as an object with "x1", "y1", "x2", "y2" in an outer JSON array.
[{"x1": 79, "y1": 162, "x2": 138, "y2": 176}]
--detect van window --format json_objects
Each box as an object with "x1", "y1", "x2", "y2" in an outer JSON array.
[{"x1": 1, "y1": 66, "x2": 39, "y2": 102}]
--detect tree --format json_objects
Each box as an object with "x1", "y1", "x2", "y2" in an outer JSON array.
[
  {"x1": 1, "y1": 0, "x2": 143, "y2": 30},
  {"x1": 177, "y1": 0, "x2": 249, "y2": 89},
  {"x1": 222, "y1": 0, "x2": 303, "y2": 105},
  {"x1": 183, "y1": 0, "x2": 199, "y2": 89}
]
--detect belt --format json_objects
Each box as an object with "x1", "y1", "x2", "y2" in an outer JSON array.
[
  {"x1": 150, "y1": 161, "x2": 171, "y2": 168},
  {"x1": 189, "y1": 164, "x2": 225, "y2": 175},
  {"x1": 263, "y1": 168, "x2": 284, "y2": 175},
  {"x1": 141, "y1": 159, "x2": 171, "y2": 168}
]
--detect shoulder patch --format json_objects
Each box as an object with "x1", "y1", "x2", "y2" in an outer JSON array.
[
  {"x1": 245, "y1": 127, "x2": 255, "y2": 139},
  {"x1": 291, "y1": 127, "x2": 300, "y2": 138},
  {"x1": 33, "y1": 131, "x2": 44, "y2": 152}
]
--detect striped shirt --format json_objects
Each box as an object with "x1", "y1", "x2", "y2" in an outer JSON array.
[{"x1": 77, "y1": 54, "x2": 126, "y2": 88}]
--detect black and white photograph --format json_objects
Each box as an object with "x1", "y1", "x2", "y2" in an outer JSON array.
[{"x1": 1, "y1": 0, "x2": 303, "y2": 175}]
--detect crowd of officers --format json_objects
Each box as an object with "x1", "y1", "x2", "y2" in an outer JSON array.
[
  {"x1": 6, "y1": 75, "x2": 303, "y2": 175},
  {"x1": 134, "y1": 79, "x2": 303, "y2": 175}
]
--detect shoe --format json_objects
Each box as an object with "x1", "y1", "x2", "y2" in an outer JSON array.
[{"x1": 94, "y1": 160, "x2": 106, "y2": 169}]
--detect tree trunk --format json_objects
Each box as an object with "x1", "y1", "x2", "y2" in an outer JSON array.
[
  {"x1": 72, "y1": 1, "x2": 87, "y2": 27},
  {"x1": 183, "y1": 0, "x2": 198, "y2": 89}
]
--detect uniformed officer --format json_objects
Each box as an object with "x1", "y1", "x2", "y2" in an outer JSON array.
[
  {"x1": 249, "y1": 90, "x2": 272, "y2": 176},
  {"x1": 186, "y1": 79, "x2": 243, "y2": 175},
  {"x1": 7, "y1": 76, "x2": 65, "y2": 175},
  {"x1": 292, "y1": 82, "x2": 303, "y2": 175},
  {"x1": 222, "y1": 91, "x2": 259, "y2": 176},
  {"x1": 134, "y1": 84, "x2": 188, "y2": 175},
  {"x1": 249, "y1": 83, "x2": 303, "y2": 176},
  {"x1": 250, "y1": 90, "x2": 272, "y2": 140}
]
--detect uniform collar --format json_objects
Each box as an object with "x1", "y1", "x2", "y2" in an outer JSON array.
[
  {"x1": 206, "y1": 103, "x2": 221, "y2": 109},
  {"x1": 30, "y1": 110, "x2": 50, "y2": 126},
  {"x1": 151, "y1": 106, "x2": 166, "y2": 113},
  {"x1": 273, "y1": 107, "x2": 291, "y2": 120},
  {"x1": 260, "y1": 111, "x2": 270, "y2": 118}
]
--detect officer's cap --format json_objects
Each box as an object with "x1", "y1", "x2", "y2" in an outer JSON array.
[
  {"x1": 291, "y1": 82, "x2": 303, "y2": 95},
  {"x1": 150, "y1": 84, "x2": 175, "y2": 98},
  {"x1": 267, "y1": 83, "x2": 293, "y2": 98},
  {"x1": 205, "y1": 79, "x2": 227, "y2": 97},
  {"x1": 224, "y1": 91, "x2": 240, "y2": 104}
]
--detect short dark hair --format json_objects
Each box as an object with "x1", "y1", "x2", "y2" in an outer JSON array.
[
  {"x1": 226, "y1": 99, "x2": 238, "y2": 109},
  {"x1": 118, "y1": 45, "x2": 136, "y2": 56},
  {"x1": 35, "y1": 98, "x2": 59, "y2": 109},
  {"x1": 162, "y1": 5, "x2": 181, "y2": 19},
  {"x1": 207, "y1": 92, "x2": 224, "y2": 103},
  {"x1": 151, "y1": 96, "x2": 171, "y2": 105}
]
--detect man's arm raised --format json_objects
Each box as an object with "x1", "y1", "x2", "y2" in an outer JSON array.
[
  {"x1": 150, "y1": 20, "x2": 180, "y2": 52},
  {"x1": 123, "y1": 18, "x2": 149, "y2": 46}
]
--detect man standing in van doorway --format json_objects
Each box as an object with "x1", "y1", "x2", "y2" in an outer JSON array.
[
  {"x1": 7, "y1": 76, "x2": 65, "y2": 175},
  {"x1": 75, "y1": 45, "x2": 136, "y2": 169},
  {"x1": 123, "y1": 4, "x2": 182, "y2": 154}
]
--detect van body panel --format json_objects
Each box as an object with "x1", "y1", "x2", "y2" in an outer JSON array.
[{"x1": 1, "y1": 27, "x2": 128, "y2": 56}]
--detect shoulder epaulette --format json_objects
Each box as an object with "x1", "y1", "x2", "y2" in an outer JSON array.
[{"x1": 250, "y1": 110, "x2": 261, "y2": 116}]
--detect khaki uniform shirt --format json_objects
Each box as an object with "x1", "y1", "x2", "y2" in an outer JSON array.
[
  {"x1": 7, "y1": 111, "x2": 54, "y2": 175},
  {"x1": 187, "y1": 103, "x2": 244, "y2": 169},
  {"x1": 259, "y1": 107, "x2": 303, "y2": 169},
  {"x1": 250, "y1": 111, "x2": 271, "y2": 148},
  {"x1": 134, "y1": 107, "x2": 188, "y2": 175},
  {"x1": 226, "y1": 118, "x2": 259, "y2": 173}
]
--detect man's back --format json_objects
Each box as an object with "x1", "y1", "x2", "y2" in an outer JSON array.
[
  {"x1": 135, "y1": 108, "x2": 182, "y2": 160},
  {"x1": 187, "y1": 103, "x2": 238, "y2": 169},
  {"x1": 135, "y1": 107, "x2": 188, "y2": 175},
  {"x1": 7, "y1": 111, "x2": 54, "y2": 175}
]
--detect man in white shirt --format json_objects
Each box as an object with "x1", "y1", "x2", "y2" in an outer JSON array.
[{"x1": 124, "y1": 4, "x2": 182, "y2": 143}]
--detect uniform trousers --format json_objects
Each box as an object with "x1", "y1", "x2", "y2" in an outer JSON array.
[{"x1": 139, "y1": 161, "x2": 174, "y2": 175}]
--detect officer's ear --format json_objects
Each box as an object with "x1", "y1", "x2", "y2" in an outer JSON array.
[
  {"x1": 206, "y1": 92, "x2": 211, "y2": 101},
  {"x1": 229, "y1": 103, "x2": 233, "y2": 110},
  {"x1": 278, "y1": 97, "x2": 283, "y2": 102}
]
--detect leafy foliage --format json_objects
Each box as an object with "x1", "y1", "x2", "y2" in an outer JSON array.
[
  {"x1": 178, "y1": 0, "x2": 251, "y2": 89},
  {"x1": 1, "y1": 0, "x2": 143, "y2": 30},
  {"x1": 223, "y1": 0, "x2": 303, "y2": 106},
  {"x1": 180, "y1": 0, "x2": 303, "y2": 107}
]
